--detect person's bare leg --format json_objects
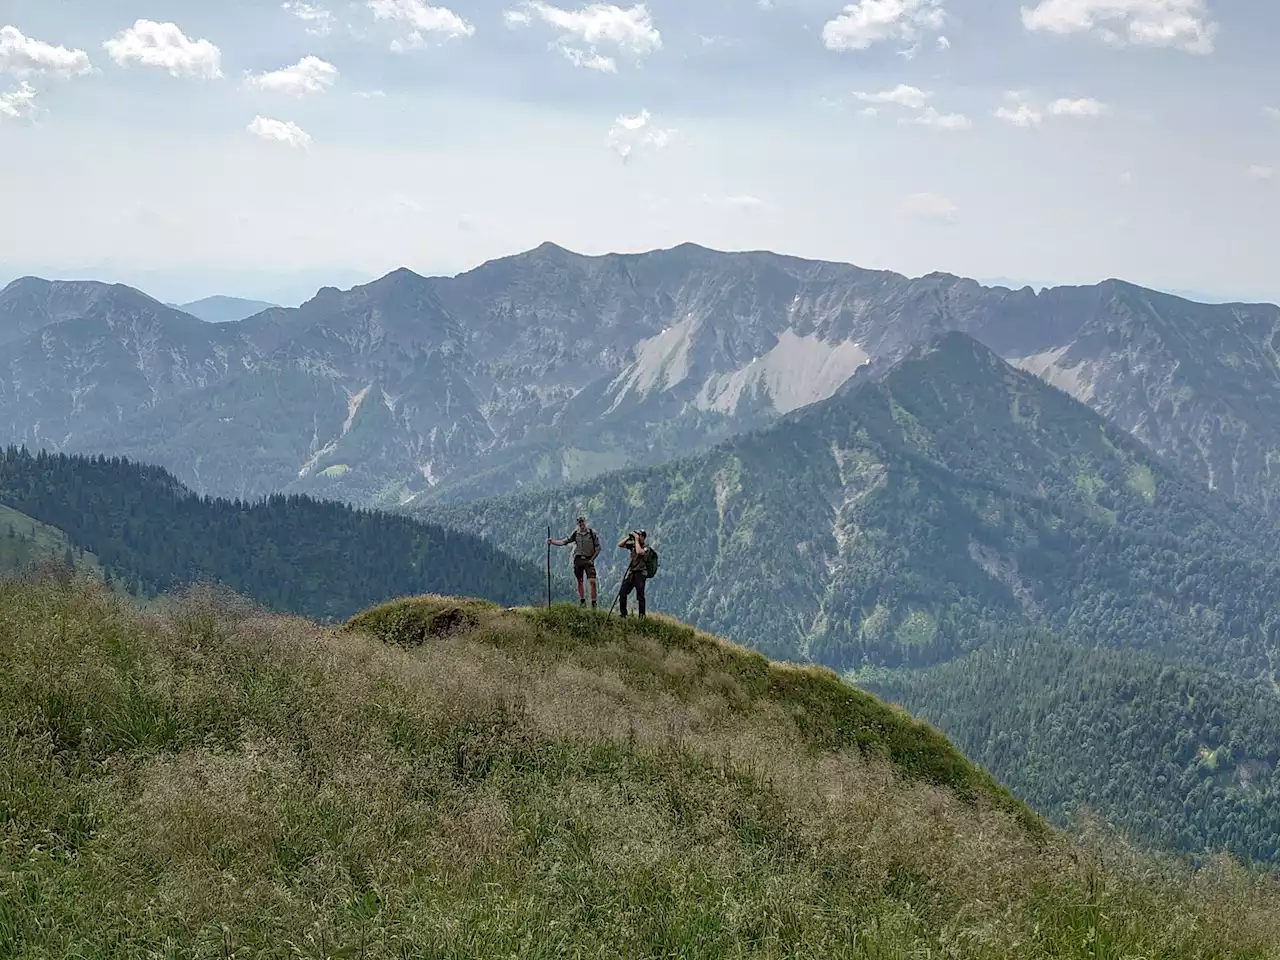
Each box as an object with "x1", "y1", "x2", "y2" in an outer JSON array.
[{"x1": 589, "y1": 575, "x2": 598, "y2": 608}]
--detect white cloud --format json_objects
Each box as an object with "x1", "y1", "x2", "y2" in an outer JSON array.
[
  {"x1": 506, "y1": 2, "x2": 661, "y2": 69},
  {"x1": 0, "y1": 25, "x2": 93, "y2": 79},
  {"x1": 853, "y1": 84, "x2": 931, "y2": 109},
  {"x1": 995, "y1": 91, "x2": 1043, "y2": 127},
  {"x1": 903, "y1": 192, "x2": 957, "y2": 222},
  {"x1": 936, "y1": 34, "x2": 951, "y2": 49},
  {"x1": 104, "y1": 20, "x2": 222, "y2": 79},
  {"x1": 1265, "y1": 106, "x2": 1280, "y2": 120},
  {"x1": 1020, "y1": 0, "x2": 1217, "y2": 54},
  {"x1": 852, "y1": 84, "x2": 967, "y2": 129},
  {"x1": 1247, "y1": 165, "x2": 1274, "y2": 181},
  {"x1": 606, "y1": 108, "x2": 672, "y2": 161},
  {"x1": 1120, "y1": 170, "x2": 1134, "y2": 183},
  {"x1": 562, "y1": 48, "x2": 617, "y2": 70},
  {"x1": 246, "y1": 56, "x2": 338, "y2": 96},
  {"x1": 902, "y1": 105, "x2": 971, "y2": 129},
  {"x1": 822, "y1": 0, "x2": 947, "y2": 53},
  {"x1": 0, "y1": 81, "x2": 38, "y2": 121},
  {"x1": 1048, "y1": 96, "x2": 1110, "y2": 116},
  {"x1": 283, "y1": 2, "x2": 337, "y2": 37},
  {"x1": 247, "y1": 115, "x2": 313, "y2": 148},
  {"x1": 368, "y1": 0, "x2": 475, "y2": 50}
]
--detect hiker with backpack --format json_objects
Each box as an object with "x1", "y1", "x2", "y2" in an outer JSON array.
[
  {"x1": 617, "y1": 529, "x2": 658, "y2": 619},
  {"x1": 547, "y1": 516, "x2": 601, "y2": 608}
]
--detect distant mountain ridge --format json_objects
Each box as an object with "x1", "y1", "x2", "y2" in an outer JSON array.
[
  {"x1": 173, "y1": 295, "x2": 279, "y2": 323},
  {"x1": 5, "y1": 243, "x2": 1280, "y2": 515}
]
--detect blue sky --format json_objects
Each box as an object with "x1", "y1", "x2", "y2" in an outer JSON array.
[{"x1": 1, "y1": 0, "x2": 1277, "y2": 305}]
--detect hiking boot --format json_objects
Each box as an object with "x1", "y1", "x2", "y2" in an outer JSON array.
[
  {"x1": 591, "y1": 600, "x2": 597, "y2": 610},
  {"x1": 579, "y1": 597, "x2": 586, "y2": 607}
]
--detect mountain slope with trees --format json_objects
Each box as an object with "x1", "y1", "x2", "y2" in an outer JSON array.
[
  {"x1": 862, "y1": 637, "x2": 1280, "y2": 865},
  {"x1": 0, "y1": 504, "x2": 103, "y2": 579},
  {"x1": 0, "y1": 447, "x2": 557, "y2": 620}
]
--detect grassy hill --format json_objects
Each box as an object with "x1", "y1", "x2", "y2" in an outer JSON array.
[{"x1": 2, "y1": 574, "x2": 1279, "y2": 956}]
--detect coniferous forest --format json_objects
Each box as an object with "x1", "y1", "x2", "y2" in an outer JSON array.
[
  {"x1": 0, "y1": 447, "x2": 557, "y2": 619},
  {"x1": 862, "y1": 636, "x2": 1280, "y2": 865}
]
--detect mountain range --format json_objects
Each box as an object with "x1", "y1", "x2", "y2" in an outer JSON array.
[{"x1": 5, "y1": 242, "x2": 1280, "y2": 518}]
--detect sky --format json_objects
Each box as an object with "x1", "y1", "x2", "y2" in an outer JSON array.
[{"x1": 1, "y1": 0, "x2": 1278, "y2": 306}]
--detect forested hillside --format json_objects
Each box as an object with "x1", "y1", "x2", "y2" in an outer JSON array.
[
  {"x1": 415, "y1": 333, "x2": 1280, "y2": 678},
  {"x1": 0, "y1": 447, "x2": 557, "y2": 619},
  {"x1": 863, "y1": 637, "x2": 1280, "y2": 865}
]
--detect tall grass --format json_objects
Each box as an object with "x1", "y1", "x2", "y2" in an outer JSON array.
[{"x1": 2, "y1": 576, "x2": 1278, "y2": 958}]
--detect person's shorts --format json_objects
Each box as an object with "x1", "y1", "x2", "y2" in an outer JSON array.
[{"x1": 573, "y1": 556, "x2": 597, "y2": 579}]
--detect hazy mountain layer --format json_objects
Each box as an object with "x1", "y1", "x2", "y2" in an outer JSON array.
[{"x1": 175, "y1": 295, "x2": 278, "y2": 323}]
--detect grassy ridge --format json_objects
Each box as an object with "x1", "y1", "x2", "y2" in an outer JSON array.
[
  {"x1": 350, "y1": 598, "x2": 1042, "y2": 831},
  {"x1": 2, "y1": 576, "x2": 1279, "y2": 957}
]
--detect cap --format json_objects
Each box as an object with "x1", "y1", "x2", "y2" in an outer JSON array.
[{"x1": 577, "y1": 515, "x2": 587, "y2": 522}]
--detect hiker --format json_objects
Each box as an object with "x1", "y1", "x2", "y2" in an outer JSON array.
[
  {"x1": 547, "y1": 516, "x2": 601, "y2": 608},
  {"x1": 617, "y1": 529, "x2": 653, "y2": 619}
]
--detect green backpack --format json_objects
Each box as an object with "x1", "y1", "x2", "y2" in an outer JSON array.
[{"x1": 643, "y1": 545, "x2": 659, "y2": 579}]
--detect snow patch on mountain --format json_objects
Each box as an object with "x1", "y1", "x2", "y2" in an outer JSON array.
[{"x1": 697, "y1": 331, "x2": 871, "y2": 415}]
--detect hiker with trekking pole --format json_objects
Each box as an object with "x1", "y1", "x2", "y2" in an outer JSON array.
[
  {"x1": 613, "y1": 528, "x2": 658, "y2": 619},
  {"x1": 547, "y1": 516, "x2": 601, "y2": 609}
]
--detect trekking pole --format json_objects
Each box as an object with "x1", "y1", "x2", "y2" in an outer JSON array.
[
  {"x1": 546, "y1": 525, "x2": 552, "y2": 610},
  {"x1": 607, "y1": 573, "x2": 623, "y2": 618}
]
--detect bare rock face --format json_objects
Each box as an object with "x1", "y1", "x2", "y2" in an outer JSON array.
[{"x1": 3, "y1": 244, "x2": 1279, "y2": 515}]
